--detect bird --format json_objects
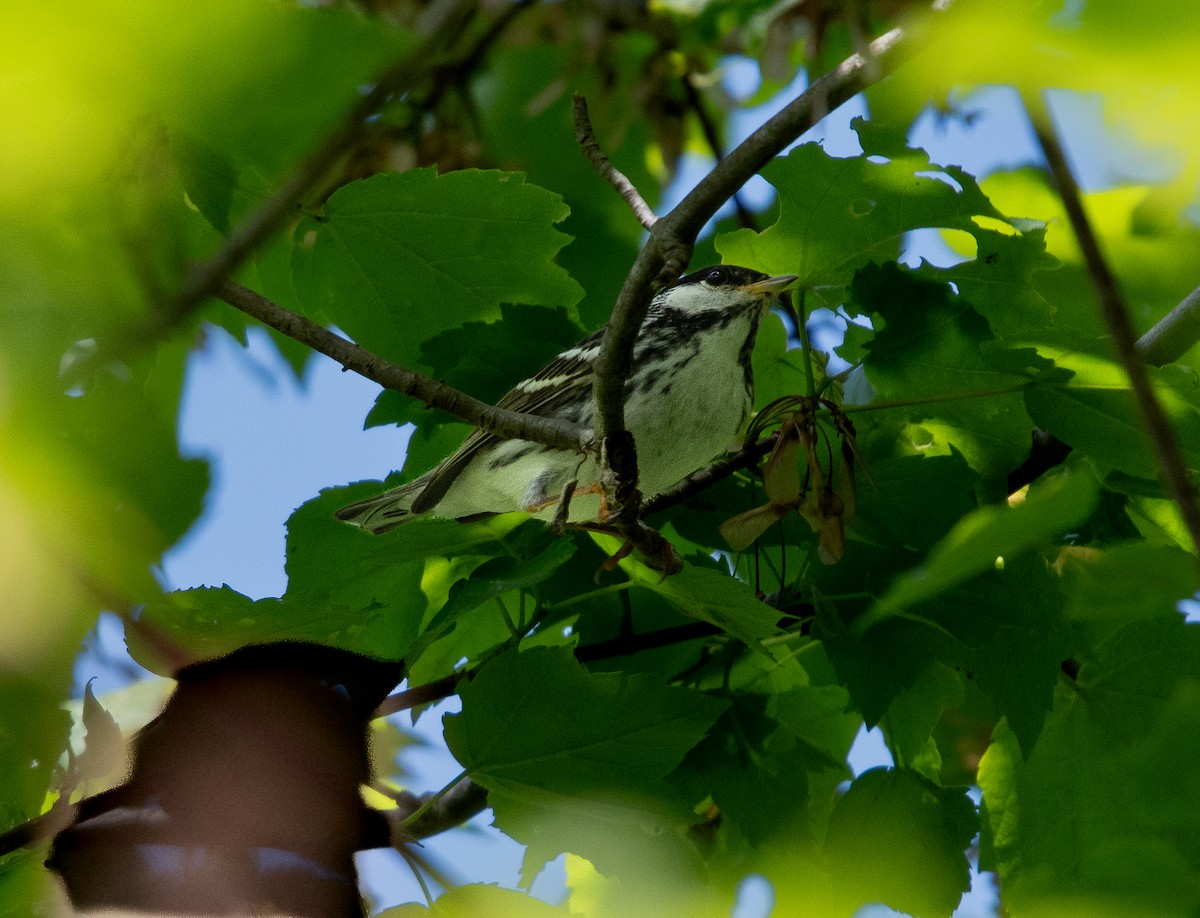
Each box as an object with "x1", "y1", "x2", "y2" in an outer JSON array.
[{"x1": 335, "y1": 265, "x2": 798, "y2": 533}]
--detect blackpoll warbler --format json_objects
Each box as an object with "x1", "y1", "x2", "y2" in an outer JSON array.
[{"x1": 337, "y1": 265, "x2": 797, "y2": 532}]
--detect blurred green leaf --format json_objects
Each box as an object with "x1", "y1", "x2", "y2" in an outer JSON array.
[
  {"x1": 824, "y1": 767, "x2": 979, "y2": 918},
  {"x1": 979, "y1": 615, "x2": 1200, "y2": 916},
  {"x1": 861, "y1": 464, "x2": 1098, "y2": 629},
  {"x1": 378, "y1": 883, "x2": 569, "y2": 917},
  {"x1": 1059, "y1": 542, "x2": 1200, "y2": 624},
  {"x1": 1025, "y1": 350, "x2": 1200, "y2": 480}
]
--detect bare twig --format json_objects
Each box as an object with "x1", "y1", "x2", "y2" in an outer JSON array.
[
  {"x1": 1010, "y1": 283, "x2": 1200, "y2": 492},
  {"x1": 573, "y1": 94, "x2": 658, "y2": 231},
  {"x1": 591, "y1": 23, "x2": 918, "y2": 534},
  {"x1": 387, "y1": 776, "x2": 489, "y2": 842},
  {"x1": 1028, "y1": 93, "x2": 1200, "y2": 552},
  {"x1": 1137, "y1": 283, "x2": 1200, "y2": 366},
  {"x1": 218, "y1": 280, "x2": 590, "y2": 453}
]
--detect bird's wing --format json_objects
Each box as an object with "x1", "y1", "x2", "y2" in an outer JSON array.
[{"x1": 410, "y1": 326, "x2": 605, "y2": 514}]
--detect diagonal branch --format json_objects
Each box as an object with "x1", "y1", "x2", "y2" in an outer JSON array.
[
  {"x1": 1137, "y1": 282, "x2": 1200, "y2": 367},
  {"x1": 218, "y1": 280, "x2": 590, "y2": 452},
  {"x1": 1027, "y1": 93, "x2": 1200, "y2": 553},
  {"x1": 588, "y1": 21, "x2": 920, "y2": 535}
]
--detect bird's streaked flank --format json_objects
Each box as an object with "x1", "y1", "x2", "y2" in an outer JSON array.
[{"x1": 336, "y1": 266, "x2": 797, "y2": 532}]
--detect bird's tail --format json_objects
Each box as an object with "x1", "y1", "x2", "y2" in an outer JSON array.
[{"x1": 334, "y1": 478, "x2": 428, "y2": 534}]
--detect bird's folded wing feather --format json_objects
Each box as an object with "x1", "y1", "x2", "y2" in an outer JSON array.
[{"x1": 409, "y1": 326, "x2": 605, "y2": 513}]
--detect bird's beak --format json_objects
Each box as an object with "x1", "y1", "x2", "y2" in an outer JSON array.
[{"x1": 744, "y1": 274, "x2": 799, "y2": 296}]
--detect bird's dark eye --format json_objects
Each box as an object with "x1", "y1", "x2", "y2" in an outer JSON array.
[{"x1": 706, "y1": 268, "x2": 728, "y2": 285}]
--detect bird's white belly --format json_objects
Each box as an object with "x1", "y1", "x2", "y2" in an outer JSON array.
[
  {"x1": 626, "y1": 344, "x2": 750, "y2": 499},
  {"x1": 436, "y1": 316, "x2": 755, "y2": 523}
]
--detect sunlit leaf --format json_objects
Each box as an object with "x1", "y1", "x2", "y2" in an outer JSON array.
[{"x1": 294, "y1": 169, "x2": 583, "y2": 369}]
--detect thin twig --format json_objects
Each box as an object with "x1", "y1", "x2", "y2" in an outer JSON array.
[
  {"x1": 642, "y1": 431, "x2": 779, "y2": 517},
  {"x1": 1137, "y1": 283, "x2": 1200, "y2": 366},
  {"x1": 1027, "y1": 92, "x2": 1200, "y2": 552},
  {"x1": 421, "y1": 0, "x2": 537, "y2": 113},
  {"x1": 388, "y1": 777, "x2": 489, "y2": 842},
  {"x1": 590, "y1": 23, "x2": 918, "y2": 541},
  {"x1": 218, "y1": 280, "x2": 591, "y2": 453},
  {"x1": 573, "y1": 94, "x2": 658, "y2": 231}
]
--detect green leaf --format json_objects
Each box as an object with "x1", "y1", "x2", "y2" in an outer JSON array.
[
  {"x1": 824, "y1": 767, "x2": 978, "y2": 918},
  {"x1": 860, "y1": 464, "x2": 1099, "y2": 631},
  {"x1": 418, "y1": 304, "x2": 587, "y2": 405},
  {"x1": 377, "y1": 883, "x2": 569, "y2": 917},
  {"x1": 751, "y1": 312, "x2": 810, "y2": 410},
  {"x1": 677, "y1": 681, "x2": 858, "y2": 847},
  {"x1": 403, "y1": 536, "x2": 577, "y2": 674},
  {"x1": 75, "y1": 680, "x2": 125, "y2": 787},
  {"x1": 365, "y1": 303, "x2": 585, "y2": 442},
  {"x1": 677, "y1": 694, "x2": 811, "y2": 847},
  {"x1": 31, "y1": 377, "x2": 209, "y2": 551},
  {"x1": 1025, "y1": 349, "x2": 1200, "y2": 479},
  {"x1": 294, "y1": 169, "x2": 583, "y2": 369},
  {"x1": 1059, "y1": 542, "x2": 1200, "y2": 624},
  {"x1": 880, "y1": 662, "x2": 964, "y2": 780},
  {"x1": 852, "y1": 454, "x2": 978, "y2": 552},
  {"x1": 471, "y1": 39, "x2": 655, "y2": 329},
  {"x1": 917, "y1": 222, "x2": 1058, "y2": 338},
  {"x1": 447, "y1": 646, "x2": 726, "y2": 797},
  {"x1": 285, "y1": 485, "x2": 513, "y2": 592},
  {"x1": 849, "y1": 262, "x2": 1051, "y2": 482},
  {"x1": 716, "y1": 120, "x2": 1024, "y2": 296},
  {"x1": 979, "y1": 615, "x2": 1200, "y2": 916},
  {"x1": 444, "y1": 646, "x2": 727, "y2": 876},
  {"x1": 620, "y1": 555, "x2": 783, "y2": 646}
]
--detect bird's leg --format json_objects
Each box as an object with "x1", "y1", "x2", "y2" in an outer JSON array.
[
  {"x1": 526, "y1": 481, "x2": 609, "y2": 520},
  {"x1": 550, "y1": 478, "x2": 577, "y2": 536}
]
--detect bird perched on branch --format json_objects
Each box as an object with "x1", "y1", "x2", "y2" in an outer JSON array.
[{"x1": 336, "y1": 265, "x2": 797, "y2": 532}]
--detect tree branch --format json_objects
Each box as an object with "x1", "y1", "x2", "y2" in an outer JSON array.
[
  {"x1": 573, "y1": 94, "x2": 657, "y2": 231},
  {"x1": 589, "y1": 22, "x2": 918, "y2": 538},
  {"x1": 1137, "y1": 282, "x2": 1200, "y2": 367},
  {"x1": 641, "y1": 431, "x2": 779, "y2": 517},
  {"x1": 387, "y1": 777, "x2": 489, "y2": 842},
  {"x1": 1028, "y1": 93, "x2": 1200, "y2": 552},
  {"x1": 217, "y1": 280, "x2": 590, "y2": 453}
]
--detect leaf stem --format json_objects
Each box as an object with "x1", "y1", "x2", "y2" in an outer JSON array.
[
  {"x1": 840, "y1": 383, "x2": 1032, "y2": 413},
  {"x1": 399, "y1": 769, "x2": 470, "y2": 832},
  {"x1": 541, "y1": 579, "x2": 636, "y2": 615},
  {"x1": 494, "y1": 596, "x2": 518, "y2": 636},
  {"x1": 797, "y1": 287, "x2": 817, "y2": 397}
]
